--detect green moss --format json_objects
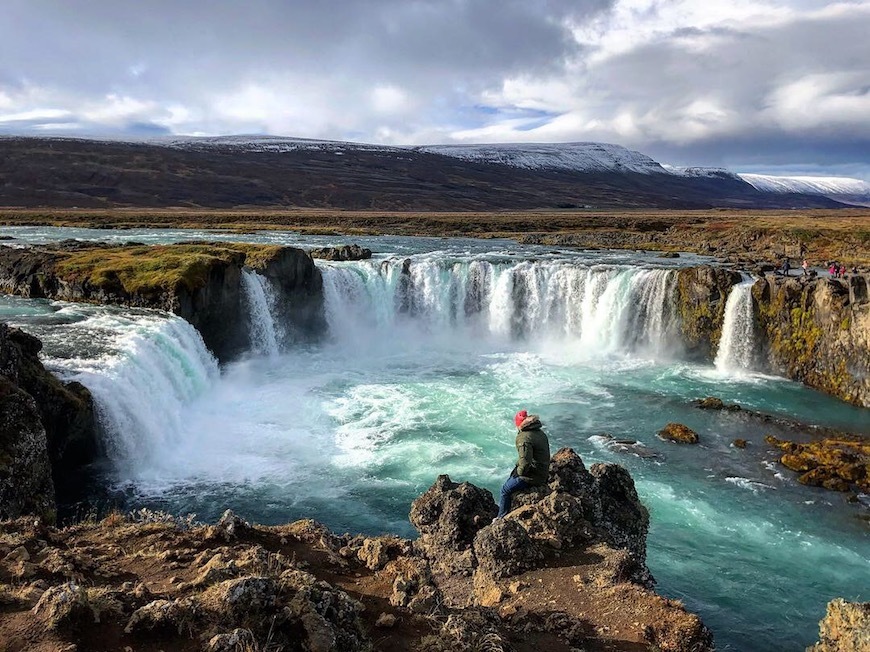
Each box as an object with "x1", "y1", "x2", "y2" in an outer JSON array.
[
  {"x1": 55, "y1": 243, "x2": 283, "y2": 294},
  {"x1": 840, "y1": 317, "x2": 851, "y2": 330}
]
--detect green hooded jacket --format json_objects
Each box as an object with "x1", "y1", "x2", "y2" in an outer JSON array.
[{"x1": 515, "y1": 415, "x2": 551, "y2": 486}]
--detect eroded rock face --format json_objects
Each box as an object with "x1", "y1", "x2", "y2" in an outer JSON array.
[
  {"x1": 0, "y1": 323, "x2": 97, "y2": 520},
  {"x1": 676, "y1": 266, "x2": 742, "y2": 359},
  {"x1": 808, "y1": 599, "x2": 870, "y2": 652},
  {"x1": 409, "y1": 474, "x2": 497, "y2": 575},
  {"x1": 473, "y1": 519, "x2": 543, "y2": 580},
  {"x1": 0, "y1": 378, "x2": 55, "y2": 521},
  {"x1": 412, "y1": 449, "x2": 652, "y2": 587},
  {"x1": 754, "y1": 276, "x2": 870, "y2": 407},
  {"x1": 590, "y1": 462, "x2": 650, "y2": 567}
]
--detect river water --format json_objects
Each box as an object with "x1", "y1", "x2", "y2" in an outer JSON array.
[{"x1": 1, "y1": 227, "x2": 868, "y2": 651}]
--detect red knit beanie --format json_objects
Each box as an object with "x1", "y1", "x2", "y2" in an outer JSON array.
[{"x1": 514, "y1": 410, "x2": 528, "y2": 428}]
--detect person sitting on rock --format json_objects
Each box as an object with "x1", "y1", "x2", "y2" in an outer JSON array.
[{"x1": 495, "y1": 410, "x2": 551, "y2": 520}]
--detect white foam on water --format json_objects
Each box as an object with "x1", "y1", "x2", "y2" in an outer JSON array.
[{"x1": 725, "y1": 476, "x2": 776, "y2": 492}]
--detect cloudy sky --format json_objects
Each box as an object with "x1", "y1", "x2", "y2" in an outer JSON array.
[{"x1": 2, "y1": 0, "x2": 869, "y2": 179}]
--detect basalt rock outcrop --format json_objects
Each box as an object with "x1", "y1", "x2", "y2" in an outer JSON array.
[
  {"x1": 0, "y1": 323, "x2": 96, "y2": 521},
  {"x1": 753, "y1": 274, "x2": 870, "y2": 406},
  {"x1": 410, "y1": 448, "x2": 653, "y2": 594},
  {"x1": 0, "y1": 241, "x2": 325, "y2": 361},
  {"x1": 675, "y1": 266, "x2": 742, "y2": 359}
]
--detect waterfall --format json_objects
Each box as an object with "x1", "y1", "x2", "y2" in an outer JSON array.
[
  {"x1": 50, "y1": 313, "x2": 219, "y2": 472},
  {"x1": 319, "y1": 258, "x2": 680, "y2": 357},
  {"x1": 241, "y1": 269, "x2": 281, "y2": 356},
  {"x1": 715, "y1": 279, "x2": 758, "y2": 373}
]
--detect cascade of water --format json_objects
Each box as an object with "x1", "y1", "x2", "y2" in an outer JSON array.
[
  {"x1": 50, "y1": 313, "x2": 219, "y2": 471},
  {"x1": 241, "y1": 269, "x2": 281, "y2": 356},
  {"x1": 319, "y1": 258, "x2": 680, "y2": 357},
  {"x1": 715, "y1": 279, "x2": 758, "y2": 372}
]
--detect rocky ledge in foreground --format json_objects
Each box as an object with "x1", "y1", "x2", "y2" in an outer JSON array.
[
  {"x1": 0, "y1": 449, "x2": 712, "y2": 652},
  {"x1": 0, "y1": 241, "x2": 324, "y2": 360}
]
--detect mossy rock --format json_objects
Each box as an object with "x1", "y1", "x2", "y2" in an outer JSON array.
[{"x1": 658, "y1": 423, "x2": 699, "y2": 444}]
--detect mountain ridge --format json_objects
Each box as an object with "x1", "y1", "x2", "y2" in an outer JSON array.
[{"x1": 0, "y1": 134, "x2": 853, "y2": 210}]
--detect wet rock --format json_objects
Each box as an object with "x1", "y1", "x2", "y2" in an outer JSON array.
[
  {"x1": 767, "y1": 435, "x2": 869, "y2": 493},
  {"x1": 0, "y1": 323, "x2": 97, "y2": 519},
  {"x1": 658, "y1": 423, "x2": 700, "y2": 444},
  {"x1": 808, "y1": 598, "x2": 870, "y2": 652},
  {"x1": 798, "y1": 468, "x2": 852, "y2": 492},
  {"x1": 0, "y1": 378, "x2": 56, "y2": 522},
  {"x1": 32, "y1": 582, "x2": 91, "y2": 630},
  {"x1": 658, "y1": 251, "x2": 680, "y2": 258},
  {"x1": 695, "y1": 396, "x2": 741, "y2": 411},
  {"x1": 676, "y1": 266, "x2": 742, "y2": 359},
  {"x1": 309, "y1": 244, "x2": 372, "y2": 261},
  {"x1": 732, "y1": 439, "x2": 748, "y2": 449},
  {"x1": 593, "y1": 434, "x2": 662, "y2": 459},
  {"x1": 409, "y1": 474, "x2": 496, "y2": 575}
]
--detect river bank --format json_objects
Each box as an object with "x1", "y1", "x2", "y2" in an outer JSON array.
[{"x1": 1, "y1": 207, "x2": 869, "y2": 266}]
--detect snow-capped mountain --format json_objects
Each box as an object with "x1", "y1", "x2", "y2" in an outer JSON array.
[
  {"x1": 738, "y1": 174, "x2": 870, "y2": 207},
  {"x1": 664, "y1": 165, "x2": 742, "y2": 180},
  {"x1": 415, "y1": 142, "x2": 668, "y2": 175},
  {"x1": 0, "y1": 134, "x2": 858, "y2": 210}
]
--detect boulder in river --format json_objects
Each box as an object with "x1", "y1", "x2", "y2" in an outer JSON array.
[
  {"x1": 658, "y1": 423, "x2": 700, "y2": 444},
  {"x1": 309, "y1": 244, "x2": 372, "y2": 261},
  {"x1": 766, "y1": 435, "x2": 869, "y2": 493}
]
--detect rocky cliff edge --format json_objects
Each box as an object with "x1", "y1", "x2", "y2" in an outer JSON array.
[
  {"x1": 0, "y1": 241, "x2": 325, "y2": 361},
  {"x1": 0, "y1": 449, "x2": 712, "y2": 652}
]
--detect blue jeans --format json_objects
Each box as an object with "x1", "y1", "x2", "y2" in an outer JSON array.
[{"x1": 497, "y1": 474, "x2": 528, "y2": 518}]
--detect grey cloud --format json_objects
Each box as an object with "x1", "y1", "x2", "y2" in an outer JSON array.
[{"x1": 2, "y1": 0, "x2": 609, "y2": 93}]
